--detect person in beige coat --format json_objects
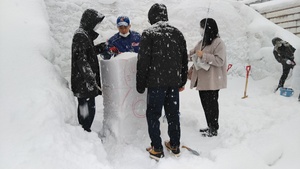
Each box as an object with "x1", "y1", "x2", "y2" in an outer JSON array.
[{"x1": 189, "y1": 18, "x2": 227, "y2": 137}]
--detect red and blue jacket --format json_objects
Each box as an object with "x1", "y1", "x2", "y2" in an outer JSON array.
[{"x1": 107, "y1": 30, "x2": 140, "y2": 55}]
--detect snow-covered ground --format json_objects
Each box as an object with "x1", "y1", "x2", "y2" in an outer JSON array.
[{"x1": 0, "y1": 0, "x2": 300, "y2": 169}]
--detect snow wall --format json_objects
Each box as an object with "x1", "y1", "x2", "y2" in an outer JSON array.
[
  {"x1": 100, "y1": 53, "x2": 148, "y2": 143},
  {"x1": 46, "y1": 0, "x2": 300, "y2": 84}
]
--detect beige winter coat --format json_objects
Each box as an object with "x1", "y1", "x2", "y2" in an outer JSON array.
[{"x1": 189, "y1": 37, "x2": 227, "y2": 90}]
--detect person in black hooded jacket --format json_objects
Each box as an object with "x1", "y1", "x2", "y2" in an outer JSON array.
[
  {"x1": 272, "y1": 37, "x2": 296, "y2": 92},
  {"x1": 71, "y1": 9, "x2": 105, "y2": 132},
  {"x1": 136, "y1": 3, "x2": 188, "y2": 160}
]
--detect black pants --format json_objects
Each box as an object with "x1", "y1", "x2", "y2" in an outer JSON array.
[
  {"x1": 199, "y1": 90, "x2": 219, "y2": 131},
  {"x1": 146, "y1": 87, "x2": 180, "y2": 150},
  {"x1": 77, "y1": 97, "x2": 95, "y2": 132},
  {"x1": 278, "y1": 64, "x2": 294, "y2": 88}
]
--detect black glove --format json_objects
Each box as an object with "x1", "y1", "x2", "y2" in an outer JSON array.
[
  {"x1": 136, "y1": 84, "x2": 145, "y2": 94},
  {"x1": 95, "y1": 42, "x2": 107, "y2": 53}
]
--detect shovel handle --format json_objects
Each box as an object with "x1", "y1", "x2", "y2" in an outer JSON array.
[
  {"x1": 96, "y1": 85, "x2": 102, "y2": 91},
  {"x1": 182, "y1": 145, "x2": 190, "y2": 150}
]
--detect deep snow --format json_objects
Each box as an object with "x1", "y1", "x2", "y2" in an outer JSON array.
[{"x1": 0, "y1": 0, "x2": 300, "y2": 169}]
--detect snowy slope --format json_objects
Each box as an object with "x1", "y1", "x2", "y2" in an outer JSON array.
[{"x1": 0, "y1": 0, "x2": 300, "y2": 169}]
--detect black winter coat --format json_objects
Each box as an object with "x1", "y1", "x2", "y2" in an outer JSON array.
[
  {"x1": 136, "y1": 4, "x2": 188, "y2": 93},
  {"x1": 272, "y1": 37, "x2": 296, "y2": 66},
  {"x1": 71, "y1": 9, "x2": 104, "y2": 98}
]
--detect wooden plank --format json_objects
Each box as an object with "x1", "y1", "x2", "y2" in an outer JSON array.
[
  {"x1": 256, "y1": 2, "x2": 300, "y2": 13},
  {"x1": 265, "y1": 6, "x2": 300, "y2": 18},
  {"x1": 285, "y1": 27, "x2": 298, "y2": 34},
  {"x1": 278, "y1": 22, "x2": 297, "y2": 29},
  {"x1": 269, "y1": 14, "x2": 300, "y2": 24},
  {"x1": 258, "y1": 4, "x2": 300, "y2": 38}
]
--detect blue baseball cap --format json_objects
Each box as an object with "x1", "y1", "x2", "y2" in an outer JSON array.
[{"x1": 117, "y1": 16, "x2": 130, "y2": 27}]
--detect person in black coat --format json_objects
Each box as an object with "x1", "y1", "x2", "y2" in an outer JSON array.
[
  {"x1": 71, "y1": 9, "x2": 105, "y2": 132},
  {"x1": 136, "y1": 3, "x2": 188, "y2": 160},
  {"x1": 272, "y1": 37, "x2": 296, "y2": 92}
]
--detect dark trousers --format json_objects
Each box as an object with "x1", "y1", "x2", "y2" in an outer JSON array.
[
  {"x1": 278, "y1": 64, "x2": 294, "y2": 88},
  {"x1": 77, "y1": 97, "x2": 95, "y2": 132},
  {"x1": 199, "y1": 90, "x2": 219, "y2": 131},
  {"x1": 146, "y1": 87, "x2": 181, "y2": 150}
]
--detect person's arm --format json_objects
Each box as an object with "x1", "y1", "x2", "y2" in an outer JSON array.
[
  {"x1": 74, "y1": 34, "x2": 97, "y2": 87},
  {"x1": 179, "y1": 32, "x2": 188, "y2": 88},
  {"x1": 273, "y1": 50, "x2": 283, "y2": 64},
  {"x1": 94, "y1": 42, "x2": 107, "y2": 54},
  {"x1": 136, "y1": 31, "x2": 151, "y2": 94},
  {"x1": 283, "y1": 41, "x2": 296, "y2": 53},
  {"x1": 201, "y1": 39, "x2": 226, "y2": 67}
]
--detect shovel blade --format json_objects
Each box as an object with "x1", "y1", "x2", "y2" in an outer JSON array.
[
  {"x1": 182, "y1": 145, "x2": 200, "y2": 156},
  {"x1": 242, "y1": 95, "x2": 248, "y2": 99}
]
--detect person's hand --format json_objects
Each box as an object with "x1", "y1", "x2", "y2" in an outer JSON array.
[
  {"x1": 109, "y1": 46, "x2": 119, "y2": 54},
  {"x1": 196, "y1": 50, "x2": 203, "y2": 58},
  {"x1": 95, "y1": 42, "x2": 107, "y2": 53},
  {"x1": 286, "y1": 60, "x2": 295, "y2": 65},
  {"x1": 179, "y1": 87, "x2": 185, "y2": 92},
  {"x1": 136, "y1": 84, "x2": 145, "y2": 94}
]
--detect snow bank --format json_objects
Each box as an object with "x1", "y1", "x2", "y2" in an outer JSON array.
[
  {"x1": 0, "y1": 0, "x2": 110, "y2": 169},
  {"x1": 1, "y1": 0, "x2": 300, "y2": 169},
  {"x1": 45, "y1": 0, "x2": 300, "y2": 82}
]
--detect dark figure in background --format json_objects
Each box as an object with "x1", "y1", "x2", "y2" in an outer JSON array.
[
  {"x1": 71, "y1": 9, "x2": 106, "y2": 132},
  {"x1": 136, "y1": 3, "x2": 188, "y2": 160},
  {"x1": 272, "y1": 37, "x2": 296, "y2": 92}
]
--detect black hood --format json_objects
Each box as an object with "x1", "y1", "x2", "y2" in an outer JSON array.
[
  {"x1": 148, "y1": 3, "x2": 168, "y2": 25},
  {"x1": 80, "y1": 9, "x2": 105, "y2": 31},
  {"x1": 272, "y1": 37, "x2": 282, "y2": 46}
]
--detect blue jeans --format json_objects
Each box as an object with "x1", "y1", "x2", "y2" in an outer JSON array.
[
  {"x1": 146, "y1": 87, "x2": 181, "y2": 150},
  {"x1": 77, "y1": 97, "x2": 95, "y2": 132}
]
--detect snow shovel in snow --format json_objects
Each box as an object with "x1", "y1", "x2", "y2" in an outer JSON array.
[
  {"x1": 242, "y1": 65, "x2": 251, "y2": 99},
  {"x1": 182, "y1": 145, "x2": 200, "y2": 156}
]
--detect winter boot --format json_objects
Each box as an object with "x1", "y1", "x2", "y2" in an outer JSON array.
[
  {"x1": 165, "y1": 141, "x2": 180, "y2": 157},
  {"x1": 298, "y1": 94, "x2": 300, "y2": 102},
  {"x1": 201, "y1": 128, "x2": 218, "y2": 137},
  {"x1": 146, "y1": 147, "x2": 164, "y2": 161},
  {"x1": 274, "y1": 85, "x2": 283, "y2": 93},
  {"x1": 199, "y1": 128, "x2": 209, "y2": 133},
  {"x1": 274, "y1": 86, "x2": 280, "y2": 93}
]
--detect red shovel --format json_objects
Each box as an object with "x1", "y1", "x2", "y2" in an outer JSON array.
[
  {"x1": 242, "y1": 65, "x2": 251, "y2": 99},
  {"x1": 227, "y1": 64, "x2": 232, "y2": 72}
]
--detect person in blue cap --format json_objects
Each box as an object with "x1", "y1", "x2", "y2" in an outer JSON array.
[{"x1": 104, "y1": 16, "x2": 141, "y2": 59}]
